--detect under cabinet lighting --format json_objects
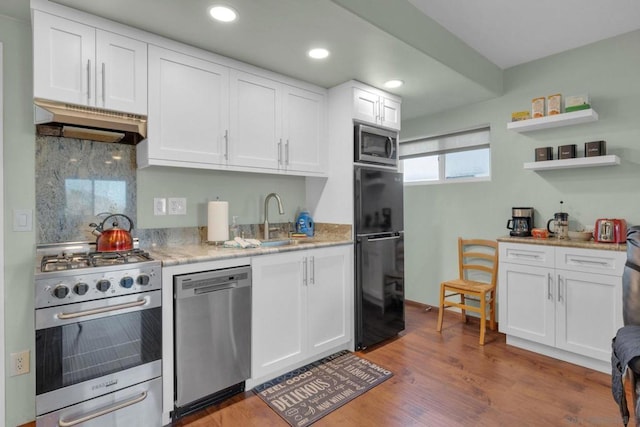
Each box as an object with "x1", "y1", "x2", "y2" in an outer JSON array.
[
  {"x1": 308, "y1": 48, "x2": 330, "y2": 59},
  {"x1": 208, "y1": 5, "x2": 238, "y2": 22}
]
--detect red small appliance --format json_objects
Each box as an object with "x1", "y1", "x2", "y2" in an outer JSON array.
[{"x1": 594, "y1": 219, "x2": 627, "y2": 243}]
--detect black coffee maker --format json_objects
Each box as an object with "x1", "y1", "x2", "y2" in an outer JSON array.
[{"x1": 507, "y1": 207, "x2": 534, "y2": 237}]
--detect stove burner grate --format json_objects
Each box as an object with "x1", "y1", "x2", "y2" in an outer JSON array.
[{"x1": 40, "y1": 249, "x2": 153, "y2": 272}]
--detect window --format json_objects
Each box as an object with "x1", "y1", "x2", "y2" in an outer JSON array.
[{"x1": 399, "y1": 126, "x2": 491, "y2": 184}]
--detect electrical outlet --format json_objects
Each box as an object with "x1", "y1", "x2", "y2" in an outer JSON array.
[
  {"x1": 168, "y1": 197, "x2": 187, "y2": 215},
  {"x1": 10, "y1": 350, "x2": 29, "y2": 376},
  {"x1": 153, "y1": 198, "x2": 166, "y2": 215}
]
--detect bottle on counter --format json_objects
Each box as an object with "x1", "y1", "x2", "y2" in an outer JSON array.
[{"x1": 296, "y1": 210, "x2": 314, "y2": 237}]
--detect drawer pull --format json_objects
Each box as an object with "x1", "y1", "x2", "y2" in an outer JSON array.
[
  {"x1": 58, "y1": 391, "x2": 147, "y2": 426},
  {"x1": 570, "y1": 258, "x2": 609, "y2": 266},
  {"x1": 512, "y1": 253, "x2": 542, "y2": 259}
]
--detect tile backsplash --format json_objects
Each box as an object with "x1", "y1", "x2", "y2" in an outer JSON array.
[{"x1": 36, "y1": 136, "x2": 137, "y2": 243}]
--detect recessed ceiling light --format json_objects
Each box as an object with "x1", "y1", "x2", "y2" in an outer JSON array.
[
  {"x1": 208, "y1": 5, "x2": 238, "y2": 22},
  {"x1": 308, "y1": 48, "x2": 330, "y2": 59},
  {"x1": 384, "y1": 80, "x2": 404, "y2": 89}
]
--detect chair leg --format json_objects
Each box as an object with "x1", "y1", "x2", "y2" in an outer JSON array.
[
  {"x1": 436, "y1": 284, "x2": 445, "y2": 332},
  {"x1": 489, "y1": 292, "x2": 496, "y2": 331},
  {"x1": 479, "y1": 292, "x2": 487, "y2": 345},
  {"x1": 460, "y1": 293, "x2": 467, "y2": 323}
]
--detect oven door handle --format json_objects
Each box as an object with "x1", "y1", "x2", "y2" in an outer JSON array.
[
  {"x1": 58, "y1": 391, "x2": 147, "y2": 427},
  {"x1": 56, "y1": 298, "x2": 148, "y2": 320}
]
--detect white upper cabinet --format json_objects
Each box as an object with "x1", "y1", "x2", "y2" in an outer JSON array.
[
  {"x1": 353, "y1": 87, "x2": 401, "y2": 131},
  {"x1": 146, "y1": 46, "x2": 229, "y2": 166},
  {"x1": 95, "y1": 30, "x2": 147, "y2": 115},
  {"x1": 282, "y1": 86, "x2": 326, "y2": 173},
  {"x1": 33, "y1": 11, "x2": 147, "y2": 115},
  {"x1": 229, "y1": 71, "x2": 282, "y2": 169},
  {"x1": 33, "y1": 11, "x2": 94, "y2": 106}
]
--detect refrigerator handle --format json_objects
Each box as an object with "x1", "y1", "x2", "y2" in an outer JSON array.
[{"x1": 368, "y1": 235, "x2": 401, "y2": 242}]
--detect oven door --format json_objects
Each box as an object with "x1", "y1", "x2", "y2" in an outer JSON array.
[
  {"x1": 355, "y1": 124, "x2": 398, "y2": 166},
  {"x1": 36, "y1": 377, "x2": 162, "y2": 427},
  {"x1": 35, "y1": 291, "x2": 162, "y2": 416}
]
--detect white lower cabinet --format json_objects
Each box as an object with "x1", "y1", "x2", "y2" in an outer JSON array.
[
  {"x1": 251, "y1": 245, "x2": 352, "y2": 383},
  {"x1": 499, "y1": 242, "x2": 624, "y2": 372}
]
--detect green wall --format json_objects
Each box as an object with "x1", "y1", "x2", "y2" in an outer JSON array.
[
  {"x1": 137, "y1": 167, "x2": 306, "y2": 229},
  {"x1": 401, "y1": 30, "x2": 640, "y2": 306},
  {"x1": 1, "y1": 12, "x2": 37, "y2": 427}
]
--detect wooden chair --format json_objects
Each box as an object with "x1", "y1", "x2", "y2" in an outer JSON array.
[{"x1": 436, "y1": 238, "x2": 499, "y2": 345}]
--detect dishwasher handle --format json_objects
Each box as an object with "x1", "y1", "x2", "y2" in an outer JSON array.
[{"x1": 194, "y1": 281, "x2": 238, "y2": 295}]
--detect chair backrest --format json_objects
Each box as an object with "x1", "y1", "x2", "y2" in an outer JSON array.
[{"x1": 457, "y1": 238, "x2": 499, "y2": 287}]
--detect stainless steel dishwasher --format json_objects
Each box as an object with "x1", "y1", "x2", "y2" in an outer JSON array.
[{"x1": 173, "y1": 265, "x2": 251, "y2": 419}]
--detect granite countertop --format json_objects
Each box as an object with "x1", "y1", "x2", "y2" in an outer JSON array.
[
  {"x1": 497, "y1": 235, "x2": 626, "y2": 252},
  {"x1": 147, "y1": 238, "x2": 353, "y2": 267}
]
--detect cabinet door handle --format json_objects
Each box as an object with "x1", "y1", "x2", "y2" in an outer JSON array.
[
  {"x1": 547, "y1": 273, "x2": 553, "y2": 300},
  {"x1": 224, "y1": 130, "x2": 229, "y2": 160},
  {"x1": 285, "y1": 140, "x2": 290, "y2": 165},
  {"x1": 381, "y1": 99, "x2": 386, "y2": 122},
  {"x1": 278, "y1": 139, "x2": 282, "y2": 164},
  {"x1": 310, "y1": 256, "x2": 315, "y2": 284},
  {"x1": 101, "y1": 62, "x2": 106, "y2": 106},
  {"x1": 87, "y1": 59, "x2": 92, "y2": 102},
  {"x1": 375, "y1": 100, "x2": 380, "y2": 121},
  {"x1": 557, "y1": 275, "x2": 563, "y2": 303},
  {"x1": 303, "y1": 257, "x2": 308, "y2": 286}
]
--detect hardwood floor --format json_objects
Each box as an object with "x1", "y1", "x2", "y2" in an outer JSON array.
[{"x1": 176, "y1": 302, "x2": 620, "y2": 426}]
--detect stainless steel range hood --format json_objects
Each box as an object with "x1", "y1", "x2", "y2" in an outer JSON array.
[{"x1": 34, "y1": 99, "x2": 147, "y2": 144}]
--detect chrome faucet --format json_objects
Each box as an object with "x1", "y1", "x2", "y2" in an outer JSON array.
[{"x1": 263, "y1": 193, "x2": 284, "y2": 240}]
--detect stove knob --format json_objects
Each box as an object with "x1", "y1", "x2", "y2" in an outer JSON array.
[
  {"x1": 120, "y1": 276, "x2": 134, "y2": 289},
  {"x1": 73, "y1": 283, "x2": 89, "y2": 295},
  {"x1": 96, "y1": 279, "x2": 111, "y2": 292},
  {"x1": 136, "y1": 274, "x2": 151, "y2": 286},
  {"x1": 52, "y1": 285, "x2": 69, "y2": 299}
]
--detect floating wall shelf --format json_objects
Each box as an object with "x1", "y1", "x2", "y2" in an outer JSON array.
[
  {"x1": 507, "y1": 109, "x2": 598, "y2": 132},
  {"x1": 523, "y1": 155, "x2": 620, "y2": 171}
]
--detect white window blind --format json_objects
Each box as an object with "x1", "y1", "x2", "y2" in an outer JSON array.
[
  {"x1": 399, "y1": 126, "x2": 491, "y2": 184},
  {"x1": 399, "y1": 126, "x2": 490, "y2": 159}
]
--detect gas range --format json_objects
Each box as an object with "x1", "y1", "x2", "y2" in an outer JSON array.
[{"x1": 35, "y1": 241, "x2": 161, "y2": 309}]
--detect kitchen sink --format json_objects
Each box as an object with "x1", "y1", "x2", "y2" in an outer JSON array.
[
  {"x1": 259, "y1": 238, "x2": 318, "y2": 247},
  {"x1": 259, "y1": 239, "x2": 294, "y2": 247}
]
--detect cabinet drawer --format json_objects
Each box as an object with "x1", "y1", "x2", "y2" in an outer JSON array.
[
  {"x1": 499, "y1": 243, "x2": 554, "y2": 268},
  {"x1": 555, "y1": 247, "x2": 625, "y2": 276}
]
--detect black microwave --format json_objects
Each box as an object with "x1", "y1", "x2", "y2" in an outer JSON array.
[{"x1": 354, "y1": 123, "x2": 398, "y2": 167}]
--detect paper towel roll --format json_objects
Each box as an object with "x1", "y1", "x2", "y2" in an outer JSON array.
[{"x1": 207, "y1": 201, "x2": 229, "y2": 242}]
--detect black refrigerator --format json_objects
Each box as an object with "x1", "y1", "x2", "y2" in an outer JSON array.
[{"x1": 354, "y1": 165, "x2": 405, "y2": 350}]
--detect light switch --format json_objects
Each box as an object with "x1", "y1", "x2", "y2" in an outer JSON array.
[
  {"x1": 13, "y1": 209, "x2": 33, "y2": 232},
  {"x1": 153, "y1": 198, "x2": 167, "y2": 216}
]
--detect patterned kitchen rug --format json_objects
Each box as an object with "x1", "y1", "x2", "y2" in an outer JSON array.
[{"x1": 253, "y1": 350, "x2": 393, "y2": 426}]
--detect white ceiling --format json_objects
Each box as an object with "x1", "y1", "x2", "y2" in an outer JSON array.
[
  {"x1": 2, "y1": 0, "x2": 640, "y2": 120},
  {"x1": 409, "y1": 0, "x2": 640, "y2": 69}
]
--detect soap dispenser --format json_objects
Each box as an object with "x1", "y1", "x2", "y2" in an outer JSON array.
[{"x1": 296, "y1": 210, "x2": 314, "y2": 237}]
